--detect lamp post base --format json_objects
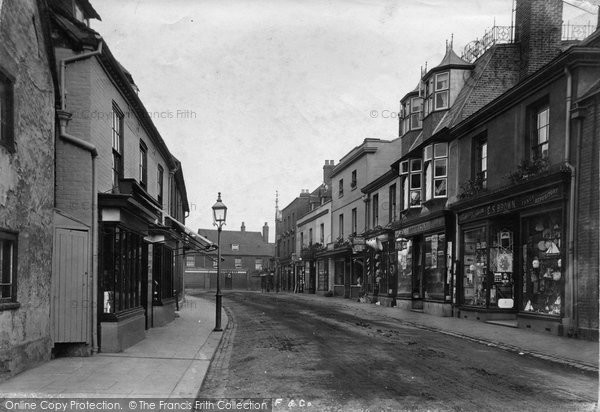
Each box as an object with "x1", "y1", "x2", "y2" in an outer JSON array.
[{"x1": 214, "y1": 291, "x2": 223, "y2": 332}]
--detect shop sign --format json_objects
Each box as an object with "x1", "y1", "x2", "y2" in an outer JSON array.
[
  {"x1": 458, "y1": 186, "x2": 563, "y2": 224},
  {"x1": 395, "y1": 216, "x2": 446, "y2": 237},
  {"x1": 351, "y1": 236, "x2": 366, "y2": 246},
  {"x1": 352, "y1": 244, "x2": 366, "y2": 253}
]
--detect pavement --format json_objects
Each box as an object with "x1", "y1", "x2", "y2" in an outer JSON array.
[
  {"x1": 0, "y1": 295, "x2": 227, "y2": 398},
  {"x1": 0, "y1": 290, "x2": 596, "y2": 400}
]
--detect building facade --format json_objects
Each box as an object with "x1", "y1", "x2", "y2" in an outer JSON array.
[
  {"x1": 185, "y1": 223, "x2": 275, "y2": 291},
  {"x1": 49, "y1": 0, "x2": 204, "y2": 354},
  {"x1": 0, "y1": 0, "x2": 56, "y2": 380}
]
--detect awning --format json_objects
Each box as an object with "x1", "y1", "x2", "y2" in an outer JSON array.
[{"x1": 165, "y1": 216, "x2": 217, "y2": 252}]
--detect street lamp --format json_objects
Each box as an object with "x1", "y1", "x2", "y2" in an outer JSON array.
[{"x1": 212, "y1": 192, "x2": 227, "y2": 332}]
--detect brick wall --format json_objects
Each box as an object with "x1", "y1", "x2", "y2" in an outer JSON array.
[
  {"x1": 575, "y1": 94, "x2": 599, "y2": 338},
  {"x1": 0, "y1": 0, "x2": 55, "y2": 381},
  {"x1": 515, "y1": 0, "x2": 563, "y2": 78}
]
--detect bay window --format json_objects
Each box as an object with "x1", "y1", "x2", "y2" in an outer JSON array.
[
  {"x1": 401, "y1": 96, "x2": 423, "y2": 134},
  {"x1": 409, "y1": 159, "x2": 422, "y2": 208},
  {"x1": 423, "y1": 142, "x2": 448, "y2": 201},
  {"x1": 425, "y1": 71, "x2": 450, "y2": 116}
]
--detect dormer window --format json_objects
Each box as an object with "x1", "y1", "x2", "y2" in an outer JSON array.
[
  {"x1": 425, "y1": 72, "x2": 450, "y2": 116},
  {"x1": 401, "y1": 96, "x2": 423, "y2": 135},
  {"x1": 423, "y1": 142, "x2": 448, "y2": 200}
]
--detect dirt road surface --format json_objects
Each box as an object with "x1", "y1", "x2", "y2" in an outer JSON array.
[{"x1": 198, "y1": 291, "x2": 598, "y2": 411}]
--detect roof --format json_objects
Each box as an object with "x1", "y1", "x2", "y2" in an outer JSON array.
[
  {"x1": 197, "y1": 229, "x2": 275, "y2": 257},
  {"x1": 424, "y1": 46, "x2": 474, "y2": 78}
]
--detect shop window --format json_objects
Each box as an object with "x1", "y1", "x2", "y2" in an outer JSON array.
[
  {"x1": 111, "y1": 103, "x2": 124, "y2": 190},
  {"x1": 255, "y1": 258, "x2": 263, "y2": 270},
  {"x1": 521, "y1": 211, "x2": 563, "y2": 316},
  {"x1": 186, "y1": 255, "x2": 195, "y2": 267},
  {"x1": 334, "y1": 259, "x2": 344, "y2": 285},
  {"x1": 0, "y1": 231, "x2": 18, "y2": 305},
  {"x1": 153, "y1": 245, "x2": 174, "y2": 303},
  {"x1": 489, "y1": 227, "x2": 514, "y2": 308},
  {"x1": 102, "y1": 226, "x2": 144, "y2": 314},
  {"x1": 0, "y1": 70, "x2": 14, "y2": 151},
  {"x1": 409, "y1": 159, "x2": 422, "y2": 208},
  {"x1": 317, "y1": 260, "x2": 328, "y2": 291},
  {"x1": 463, "y1": 227, "x2": 487, "y2": 307},
  {"x1": 531, "y1": 105, "x2": 550, "y2": 159},
  {"x1": 396, "y1": 237, "x2": 412, "y2": 297},
  {"x1": 372, "y1": 194, "x2": 379, "y2": 227},
  {"x1": 423, "y1": 233, "x2": 446, "y2": 300}
]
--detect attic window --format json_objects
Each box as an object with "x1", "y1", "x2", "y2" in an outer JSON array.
[{"x1": 425, "y1": 71, "x2": 450, "y2": 115}]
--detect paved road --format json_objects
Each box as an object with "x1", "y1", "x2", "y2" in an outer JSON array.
[{"x1": 198, "y1": 291, "x2": 598, "y2": 411}]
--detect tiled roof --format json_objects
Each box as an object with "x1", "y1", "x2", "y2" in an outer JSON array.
[{"x1": 197, "y1": 229, "x2": 275, "y2": 257}]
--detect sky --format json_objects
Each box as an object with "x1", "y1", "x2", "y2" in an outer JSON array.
[{"x1": 91, "y1": 0, "x2": 599, "y2": 241}]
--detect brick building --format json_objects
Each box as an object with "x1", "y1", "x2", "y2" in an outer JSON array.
[
  {"x1": 0, "y1": 0, "x2": 56, "y2": 380},
  {"x1": 185, "y1": 223, "x2": 275, "y2": 291},
  {"x1": 48, "y1": 0, "x2": 208, "y2": 354}
]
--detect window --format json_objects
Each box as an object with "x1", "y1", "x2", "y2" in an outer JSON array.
[
  {"x1": 425, "y1": 72, "x2": 450, "y2": 116},
  {"x1": 402, "y1": 96, "x2": 424, "y2": 134},
  {"x1": 157, "y1": 165, "x2": 164, "y2": 205},
  {"x1": 532, "y1": 105, "x2": 550, "y2": 159},
  {"x1": 153, "y1": 244, "x2": 174, "y2": 303},
  {"x1": 477, "y1": 137, "x2": 488, "y2": 188},
  {"x1": 213, "y1": 258, "x2": 218, "y2": 268},
  {"x1": 255, "y1": 258, "x2": 263, "y2": 270},
  {"x1": 186, "y1": 255, "x2": 195, "y2": 267},
  {"x1": 309, "y1": 228, "x2": 313, "y2": 245},
  {"x1": 111, "y1": 104, "x2": 124, "y2": 190},
  {"x1": 351, "y1": 208, "x2": 357, "y2": 235},
  {"x1": 409, "y1": 159, "x2": 422, "y2": 207},
  {"x1": 389, "y1": 184, "x2": 397, "y2": 222},
  {"x1": 372, "y1": 194, "x2": 379, "y2": 227},
  {"x1": 339, "y1": 214, "x2": 344, "y2": 238},
  {"x1": 319, "y1": 223, "x2": 325, "y2": 244},
  {"x1": 433, "y1": 143, "x2": 448, "y2": 198},
  {"x1": 351, "y1": 170, "x2": 357, "y2": 189},
  {"x1": 231, "y1": 244, "x2": 239, "y2": 251},
  {"x1": 339, "y1": 179, "x2": 344, "y2": 197},
  {"x1": 300, "y1": 232, "x2": 304, "y2": 248},
  {"x1": 0, "y1": 70, "x2": 14, "y2": 150},
  {"x1": 0, "y1": 231, "x2": 17, "y2": 304},
  {"x1": 234, "y1": 258, "x2": 242, "y2": 268},
  {"x1": 139, "y1": 141, "x2": 148, "y2": 188}
]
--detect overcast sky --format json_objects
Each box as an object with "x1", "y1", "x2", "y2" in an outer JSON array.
[{"x1": 91, "y1": 0, "x2": 598, "y2": 240}]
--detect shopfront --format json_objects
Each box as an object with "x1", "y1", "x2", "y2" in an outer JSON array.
[
  {"x1": 394, "y1": 212, "x2": 453, "y2": 316},
  {"x1": 364, "y1": 232, "x2": 396, "y2": 306},
  {"x1": 455, "y1": 178, "x2": 567, "y2": 333},
  {"x1": 316, "y1": 257, "x2": 329, "y2": 295}
]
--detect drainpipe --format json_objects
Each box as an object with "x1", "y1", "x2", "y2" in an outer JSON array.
[
  {"x1": 56, "y1": 111, "x2": 99, "y2": 353},
  {"x1": 563, "y1": 67, "x2": 577, "y2": 335},
  {"x1": 60, "y1": 41, "x2": 103, "y2": 111}
]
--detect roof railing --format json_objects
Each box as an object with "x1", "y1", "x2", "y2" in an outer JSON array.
[{"x1": 461, "y1": 25, "x2": 514, "y2": 63}]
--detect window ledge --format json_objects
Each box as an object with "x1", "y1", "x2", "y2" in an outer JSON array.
[{"x1": 0, "y1": 302, "x2": 21, "y2": 311}]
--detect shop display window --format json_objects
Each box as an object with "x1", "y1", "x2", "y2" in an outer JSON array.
[
  {"x1": 396, "y1": 238, "x2": 412, "y2": 297},
  {"x1": 489, "y1": 227, "x2": 515, "y2": 308},
  {"x1": 423, "y1": 233, "x2": 446, "y2": 300},
  {"x1": 463, "y1": 227, "x2": 487, "y2": 307},
  {"x1": 521, "y1": 211, "x2": 563, "y2": 316},
  {"x1": 334, "y1": 260, "x2": 344, "y2": 285}
]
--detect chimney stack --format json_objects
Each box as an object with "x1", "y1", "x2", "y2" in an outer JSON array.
[
  {"x1": 241, "y1": 222, "x2": 246, "y2": 233},
  {"x1": 323, "y1": 160, "x2": 335, "y2": 187},
  {"x1": 262, "y1": 222, "x2": 269, "y2": 243},
  {"x1": 514, "y1": 0, "x2": 563, "y2": 79}
]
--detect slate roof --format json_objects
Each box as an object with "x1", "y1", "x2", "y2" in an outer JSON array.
[{"x1": 197, "y1": 229, "x2": 275, "y2": 257}]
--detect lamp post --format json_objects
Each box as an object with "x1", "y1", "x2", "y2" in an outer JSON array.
[{"x1": 212, "y1": 192, "x2": 227, "y2": 332}]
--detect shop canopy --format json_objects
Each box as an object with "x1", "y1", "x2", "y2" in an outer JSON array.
[{"x1": 165, "y1": 216, "x2": 217, "y2": 253}]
